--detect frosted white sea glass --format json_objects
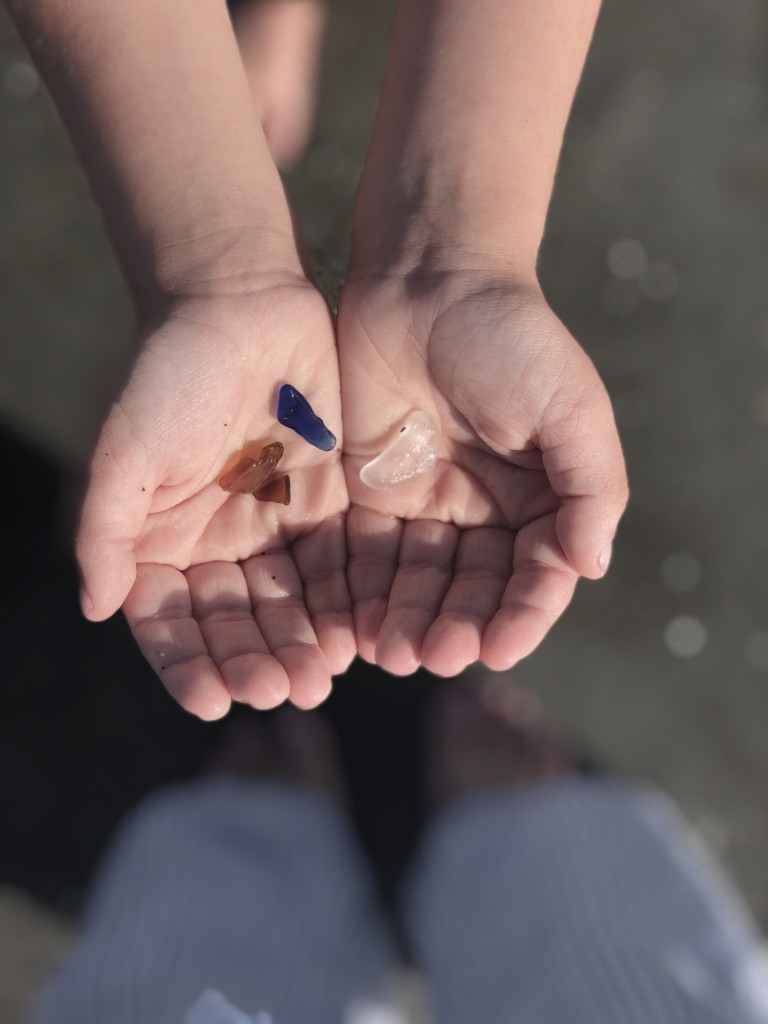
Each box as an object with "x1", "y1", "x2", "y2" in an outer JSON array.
[{"x1": 359, "y1": 410, "x2": 439, "y2": 489}]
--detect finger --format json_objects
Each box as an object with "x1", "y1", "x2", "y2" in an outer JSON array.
[
  {"x1": 375, "y1": 519, "x2": 460, "y2": 676},
  {"x1": 242, "y1": 550, "x2": 332, "y2": 709},
  {"x1": 480, "y1": 513, "x2": 578, "y2": 671},
  {"x1": 346, "y1": 507, "x2": 403, "y2": 663},
  {"x1": 421, "y1": 527, "x2": 515, "y2": 677},
  {"x1": 292, "y1": 515, "x2": 356, "y2": 676},
  {"x1": 123, "y1": 564, "x2": 231, "y2": 721},
  {"x1": 76, "y1": 438, "x2": 153, "y2": 621},
  {"x1": 186, "y1": 561, "x2": 290, "y2": 710},
  {"x1": 540, "y1": 381, "x2": 629, "y2": 579}
]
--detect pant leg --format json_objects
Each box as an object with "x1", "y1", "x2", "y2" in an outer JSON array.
[
  {"x1": 403, "y1": 777, "x2": 768, "y2": 1024},
  {"x1": 28, "y1": 778, "x2": 398, "y2": 1024}
]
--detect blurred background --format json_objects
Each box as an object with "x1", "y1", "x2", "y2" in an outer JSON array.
[{"x1": 3, "y1": 0, "x2": 768, "y2": 1018}]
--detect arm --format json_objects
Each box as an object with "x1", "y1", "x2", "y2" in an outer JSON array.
[
  {"x1": 8, "y1": 0, "x2": 301, "y2": 301},
  {"x1": 350, "y1": 0, "x2": 603, "y2": 277},
  {"x1": 338, "y1": 0, "x2": 627, "y2": 675},
  {"x1": 9, "y1": 0, "x2": 351, "y2": 716}
]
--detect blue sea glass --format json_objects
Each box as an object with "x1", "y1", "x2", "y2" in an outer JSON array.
[{"x1": 277, "y1": 384, "x2": 336, "y2": 451}]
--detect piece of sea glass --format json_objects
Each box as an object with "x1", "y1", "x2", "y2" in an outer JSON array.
[
  {"x1": 359, "y1": 410, "x2": 440, "y2": 489},
  {"x1": 277, "y1": 384, "x2": 336, "y2": 452},
  {"x1": 219, "y1": 442, "x2": 284, "y2": 494},
  {"x1": 254, "y1": 475, "x2": 291, "y2": 505}
]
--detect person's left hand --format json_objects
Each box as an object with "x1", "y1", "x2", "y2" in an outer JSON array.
[{"x1": 337, "y1": 271, "x2": 628, "y2": 678}]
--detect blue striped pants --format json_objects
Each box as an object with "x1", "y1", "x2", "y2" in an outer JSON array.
[{"x1": 28, "y1": 777, "x2": 768, "y2": 1023}]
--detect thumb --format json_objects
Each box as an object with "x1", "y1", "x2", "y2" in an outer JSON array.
[
  {"x1": 76, "y1": 444, "x2": 153, "y2": 620},
  {"x1": 539, "y1": 376, "x2": 628, "y2": 580}
]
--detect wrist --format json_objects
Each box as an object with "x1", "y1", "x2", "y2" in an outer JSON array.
[
  {"x1": 144, "y1": 222, "x2": 307, "y2": 306},
  {"x1": 348, "y1": 118, "x2": 547, "y2": 281},
  {"x1": 348, "y1": 189, "x2": 541, "y2": 284},
  {"x1": 341, "y1": 256, "x2": 544, "y2": 328}
]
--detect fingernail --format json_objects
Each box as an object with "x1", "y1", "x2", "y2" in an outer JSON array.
[{"x1": 598, "y1": 542, "x2": 613, "y2": 575}]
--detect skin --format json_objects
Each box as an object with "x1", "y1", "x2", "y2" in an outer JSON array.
[
  {"x1": 9, "y1": 0, "x2": 353, "y2": 717},
  {"x1": 8, "y1": 0, "x2": 628, "y2": 716},
  {"x1": 85, "y1": 282, "x2": 353, "y2": 717},
  {"x1": 339, "y1": 0, "x2": 628, "y2": 676},
  {"x1": 339, "y1": 276, "x2": 622, "y2": 677},
  {"x1": 230, "y1": 0, "x2": 327, "y2": 168}
]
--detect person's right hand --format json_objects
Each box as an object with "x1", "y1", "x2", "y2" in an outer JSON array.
[{"x1": 77, "y1": 275, "x2": 352, "y2": 719}]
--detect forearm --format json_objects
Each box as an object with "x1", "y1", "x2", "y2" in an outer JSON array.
[
  {"x1": 9, "y1": 0, "x2": 301, "y2": 302},
  {"x1": 350, "y1": 0, "x2": 602, "y2": 278}
]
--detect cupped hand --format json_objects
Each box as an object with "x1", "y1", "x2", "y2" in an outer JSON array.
[
  {"x1": 337, "y1": 272, "x2": 628, "y2": 678},
  {"x1": 77, "y1": 280, "x2": 352, "y2": 718}
]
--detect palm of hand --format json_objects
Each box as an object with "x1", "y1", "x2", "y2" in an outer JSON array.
[
  {"x1": 338, "y1": 277, "x2": 625, "y2": 677},
  {"x1": 78, "y1": 285, "x2": 352, "y2": 717}
]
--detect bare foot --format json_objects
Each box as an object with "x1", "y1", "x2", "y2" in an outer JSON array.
[
  {"x1": 207, "y1": 707, "x2": 345, "y2": 803},
  {"x1": 424, "y1": 675, "x2": 574, "y2": 809},
  {"x1": 231, "y1": 0, "x2": 327, "y2": 168}
]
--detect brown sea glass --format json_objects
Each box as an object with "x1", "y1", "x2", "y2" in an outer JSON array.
[
  {"x1": 254, "y1": 475, "x2": 291, "y2": 505},
  {"x1": 219, "y1": 442, "x2": 284, "y2": 494}
]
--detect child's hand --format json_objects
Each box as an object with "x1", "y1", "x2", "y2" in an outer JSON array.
[
  {"x1": 78, "y1": 279, "x2": 352, "y2": 718},
  {"x1": 338, "y1": 273, "x2": 627, "y2": 677},
  {"x1": 11, "y1": 0, "x2": 355, "y2": 716}
]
